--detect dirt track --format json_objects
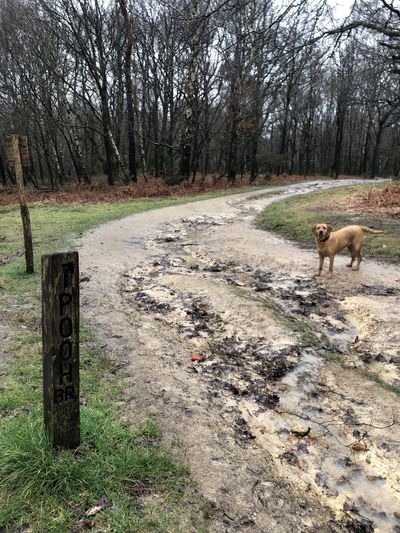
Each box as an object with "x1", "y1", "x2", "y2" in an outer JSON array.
[{"x1": 80, "y1": 180, "x2": 400, "y2": 533}]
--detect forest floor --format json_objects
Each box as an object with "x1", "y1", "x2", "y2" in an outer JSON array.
[{"x1": 80, "y1": 178, "x2": 400, "y2": 533}]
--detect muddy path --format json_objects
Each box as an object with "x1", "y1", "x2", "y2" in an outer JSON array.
[{"x1": 80, "y1": 180, "x2": 400, "y2": 533}]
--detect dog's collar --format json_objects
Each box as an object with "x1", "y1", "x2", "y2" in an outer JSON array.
[{"x1": 318, "y1": 234, "x2": 330, "y2": 243}]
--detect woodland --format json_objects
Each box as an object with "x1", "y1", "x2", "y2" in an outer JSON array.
[{"x1": 0, "y1": 0, "x2": 400, "y2": 188}]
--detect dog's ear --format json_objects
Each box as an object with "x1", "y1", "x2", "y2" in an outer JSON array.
[
  {"x1": 326, "y1": 224, "x2": 333, "y2": 234},
  {"x1": 312, "y1": 224, "x2": 317, "y2": 235}
]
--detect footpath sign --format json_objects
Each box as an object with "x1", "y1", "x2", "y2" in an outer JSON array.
[
  {"x1": 6, "y1": 135, "x2": 30, "y2": 167},
  {"x1": 6, "y1": 134, "x2": 34, "y2": 273},
  {"x1": 42, "y1": 252, "x2": 80, "y2": 449}
]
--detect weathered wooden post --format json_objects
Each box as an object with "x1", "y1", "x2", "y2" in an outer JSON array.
[
  {"x1": 6, "y1": 134, "x2": 34, "y2": 274},
  {"x1": 42, "y1": 252, "x2": 80, "y2": 449}
]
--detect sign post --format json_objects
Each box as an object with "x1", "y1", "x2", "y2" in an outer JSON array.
[
  {"x1": 6, "y1": 134, "x2": 34, "y2": 274},
  {"x1": 42, "y1": 252, "x2": 80, "y2": 449}
]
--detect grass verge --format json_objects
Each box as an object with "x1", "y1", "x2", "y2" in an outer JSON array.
[
  {"x1": 257, "y1": 184, "x2": 399, "y2": 262},
  {"x1": 2, "y1": 189, "x2": 266, "y2": 532},
  {"x1": 0, "y1": 329, "x2": 199, "y2": 532}
]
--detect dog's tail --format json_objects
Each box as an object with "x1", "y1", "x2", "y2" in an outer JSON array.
[{"x1": 360, "y1": 226, "x2": 384, "y2": 235}]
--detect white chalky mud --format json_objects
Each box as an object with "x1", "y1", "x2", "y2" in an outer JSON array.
[{"x1": 80, "y1": 180, "x2": 400, "y2": 533}]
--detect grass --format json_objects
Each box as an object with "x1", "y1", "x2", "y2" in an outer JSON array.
[
  {"x1": 0, "y1": 327, "x2": 205, "y2": 532},
  {"x1": 2, "y1": 189, "x2": 270, "y2": 532},
  {"x1": 257, "y1": 184, "x2": 400, "y2": 262}
]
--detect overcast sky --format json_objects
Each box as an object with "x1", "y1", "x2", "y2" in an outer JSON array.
[{"x1": 329, "y1": 0, "x2": 354, "y2": 20}]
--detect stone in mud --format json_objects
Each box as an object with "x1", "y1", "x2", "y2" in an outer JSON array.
[
  {"x1": 226, "y1": 277, "x2": 246, "y2": 287},
  {"x1": 290, "y1": 425, "x2": 311, "y2": 438},
  {"x1": 254, "y1": 282, "x2": 270, "y2": 292},
  {"x1": 204, "y1": 263, "x2": 224, "y2": 272},
  {"x1": 163, "y1": 234, "x2": 179, "y2": 242}
]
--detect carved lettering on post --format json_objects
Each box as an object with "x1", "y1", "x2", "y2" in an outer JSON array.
[
  {"x1": 5, "y1": 136, "x2": 15, "y2": 166},
  {"x1": 18, "y1": 136, "x2": 30, "y2": 167},
  {"x1": 42, "y1": 252, "x2": 80, "y2": 449}
]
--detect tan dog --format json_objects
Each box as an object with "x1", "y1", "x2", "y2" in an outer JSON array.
[{"x1": 312, "y1": 224, "x2": 384, "y2": 278}]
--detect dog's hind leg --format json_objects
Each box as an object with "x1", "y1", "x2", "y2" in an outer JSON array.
[
  {"x1": 352, "y1": 239, "x2": 363, "y2": 271},
  {"x1": 353, "y1": 251, "x2": 362, "y2": 271},
  {"x1": 346, "y1": 245, "x2": 356, "y2": 268}
]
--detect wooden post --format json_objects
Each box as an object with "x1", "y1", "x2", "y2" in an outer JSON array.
[
  {"x1": 7, "y1": 135, "x2": 34, "y2": 274},
  {"x1": 42, "y1": 252, "x2": 80, "y2": 449}
]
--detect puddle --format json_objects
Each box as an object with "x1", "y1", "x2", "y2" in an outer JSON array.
[{"x1": 280, "y1": 349, "x2": 322, "y2": 411}]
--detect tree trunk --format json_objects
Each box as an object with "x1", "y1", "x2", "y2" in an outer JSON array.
[
  {"x1": 100, "y1": 91, "x2": 119, "y2": 185},
  {"x1": 370, "y1": 125, "x2": 383, "y2": 179},
  {"x1": 331, "y1": 109, "x2": 345, "y2": 179},
  {"x1": 227, "y1": 78, "x2": 240, "y2": 184},
  {"x1": 0, "y1": 148, "x2": 8, "y2": 184},
  {"x1": 179, "y1": 62, "x2": 195, "y2": 183},
  {"x1": 118, "y1": 0, "x2": 137, "y2": 182}
]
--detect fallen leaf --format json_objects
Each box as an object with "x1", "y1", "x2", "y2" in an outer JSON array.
[
  {"x1": 85, "y1": 505, "x2": 102, "y2": 517},
  {"x1": 81, "y1": 519, "x2": 96, "y2": 529},
  {"x1": 191, "y1": 353, "x2": 205, "y2": 362},
  {"x1": 72, "y1": 519, "x2": 96, "y2": 532},
  {"x1": 350, "y1": 441, "x2": 367, "y2": 452},
  {"x1": 367, "y1": 475, "x2": 385, "y2": 482}
]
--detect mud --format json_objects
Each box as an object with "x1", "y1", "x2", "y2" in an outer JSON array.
[{"x1": 80, "y1": 180, "x2": 400, "y2": 533}]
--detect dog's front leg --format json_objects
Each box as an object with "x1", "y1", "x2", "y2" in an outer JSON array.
[
  {"x1": 314, "y1": 254, "x2": 324, "y2": 277},
  {"x1": 327, "y1": 256, "x2": 334, "y2": 279}
]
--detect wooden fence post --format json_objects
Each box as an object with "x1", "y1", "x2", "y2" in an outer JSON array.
[
  {"x1": 6, "y1": 134, "x2": 34, "y2": 274},
  {"x1": 42, "y1": 252, "x2": 80, "y2": 449}
]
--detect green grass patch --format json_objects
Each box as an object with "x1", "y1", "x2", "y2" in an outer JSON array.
[
  {"x1": 0, "y1": 411, "x2": 188, "y2": 532},
  {"x1": 0, "y1": 329, "x2": 204, "y2": 532},
  {"x1": 257, "y1": 184, "x2": 399, "y2": 262}
]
